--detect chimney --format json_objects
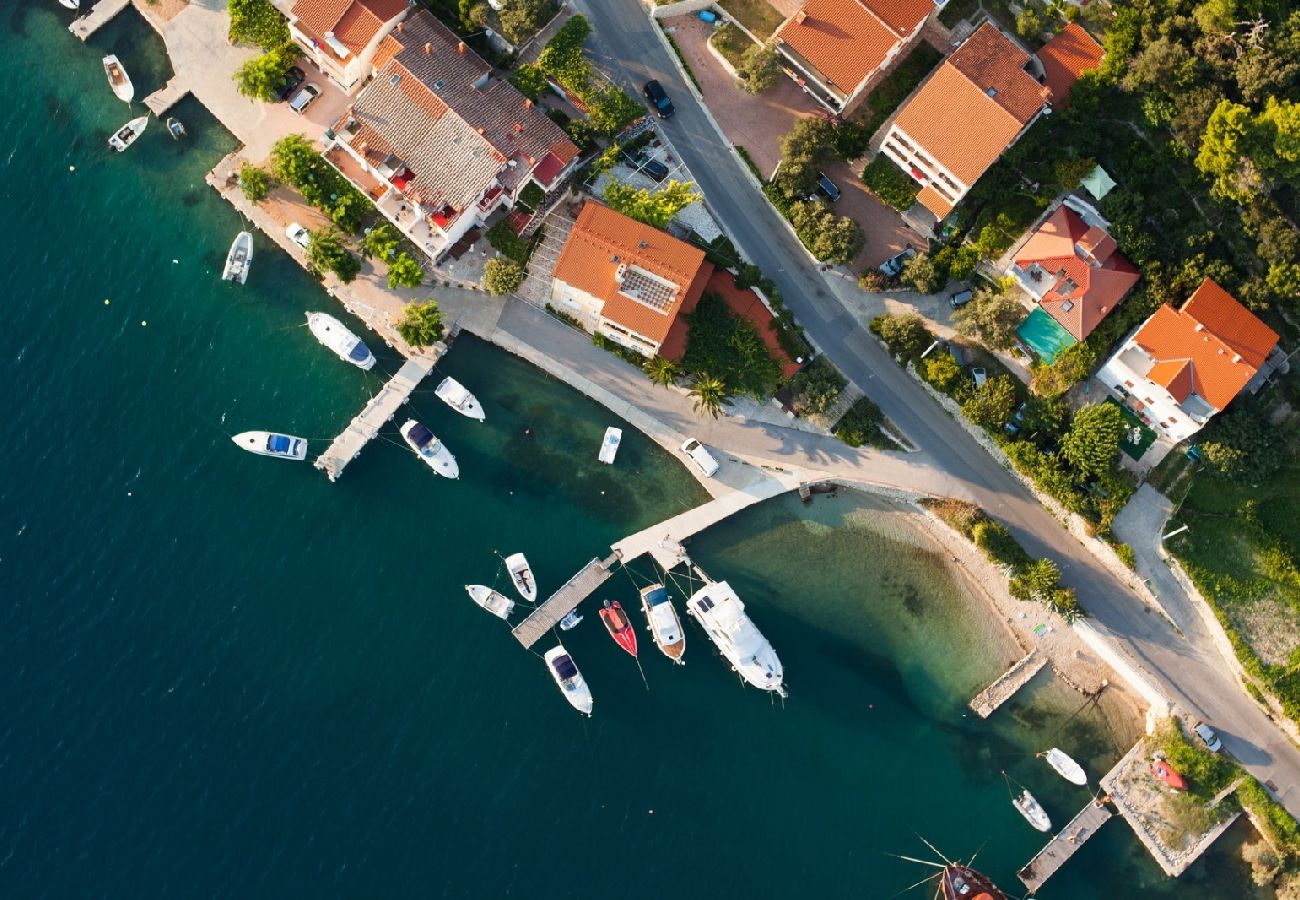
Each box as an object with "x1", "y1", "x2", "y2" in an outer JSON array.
[
  {"x1": 457, "y1": 41, "x2": 466, "y2": 54},
  {"x1": 1233, "y1": 353, "x2": 1242, "y2": 363},
  {"x1": 524, "y1": 98, "x2": 533, "y2": 109},
  {"x1": 1194, "y1": 323, "x2": 1205, "y2": 332},
  {"x1": 423, "y1": 42, "x2": 432, "y2": 55},
  {"x1": 396, "y1": 21, "x2": 404, "y2": 33},
  {"x1": 795, "y1": 10, "x2": 807, "y2": 24},
  {"x1": 514, "y1": 122, "x2": 523, "y2": 134},
  {"x1": 476, "y1": 126, "x2": 485, "y2": 134}
]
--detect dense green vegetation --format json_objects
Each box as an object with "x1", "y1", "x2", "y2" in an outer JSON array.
[
  {"x1": 485, "y1": 219, "x2": 538, "y2": 265},
  {"x1": 834, "y1": 396, "x2": 893, "y2": 449},
  {"x1": 516, "y1": 16, "x2": 642, "y2": 136},
  {"x1": 269, "y1": 135, "x2": 371, "y2": 233},
  {"x1": 237, "y1": 162, "x2": 272, "y2": 203},
  {"x1": 228, "y1": 0, "x2": 289, "y2": 49},
  {"x1": 386, "y1": 253, "x2": 424, "y2": 290},
  {"x1": 681, "y1": 292, "x2": 784, "y2": 399},
  {"x1": 234, "y1": 44, "x2": 298, "y2": 102},
  {"x1": 483, "y1": 258, "x2": 526, "y2": 295},
  {"x1": 861, "y1": 155, "x2": 920, "y2": 212},
  {"x1": 734, "y1": 40, "x2": 781, "y2": 96},
  {"x1": 397, "y1": 300, "x2": 445, "y2": 348},
  {"x1": 602, "y1": 180, "x2": 699, "y2": 229},
  {"x1": 305, "y1": 227, "x2": 361, "y2": 283},
  {"x1": 458, "y1": 0, "x2": 555, "y2": 45},
  {"x1": 787, "y1": 357, "x2": 846, "y2": 417}
]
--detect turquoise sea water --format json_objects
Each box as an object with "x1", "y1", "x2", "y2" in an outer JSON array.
[{"x1": 0, "y1": 5, "x2": 1266, "y2": 897}]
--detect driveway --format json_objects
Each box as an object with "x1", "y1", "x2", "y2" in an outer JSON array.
[{"x1": 820, "y1": 157, "x2": 923, "y2": 271}]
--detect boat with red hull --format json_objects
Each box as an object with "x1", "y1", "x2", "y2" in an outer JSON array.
[
  {"x1": 599, "y1": 600, "x2": 638, "y2": 658},
  {"x1": 1152, "y1": 758, "x2": 1189, "y2": 791},
  {"x1": 941, "y1": 864, "x2": 1007, "y2": 900}
]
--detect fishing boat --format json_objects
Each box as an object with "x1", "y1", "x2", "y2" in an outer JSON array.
[
  {"x1": 306, "y1": 312, "x2": 375, "y2": 370},
  {"x1": 434, "y1": 377, "x2": 485, "y2": 422},
  {"x1": 399, "y1": 419, "x2": 459, "y2": 479},
  {"x1": 464, "y1": 584, "x2": 514, "y2": 620},
  {"x1": 559, "y1": 611, "x2": 583, "y2": 631},
  {"x1": 543, "y1": 645, "x2": 593, "y2": 716},
  {"x1": 102, "y1": 54, "x2": 134, "y2": 102},
  {"x1": 1152, "y1": 758, "x2": 1189, "y2": 791},
  {"x1": 1040, "y1": 747, "x2": 1088, "y2": 786},
  {"x1": 639, "y1": 583, "x2": 685, "y2": 664},
  {"x1": 231, "y1": 431, "x2": 307, "y2": 460},
  {"x1": 941, "y1": 864, "x2": 1007, "y2": 900},
  {"x1": 598, "y1": 600, "x2": 638, "y2": 658},
  {"x1": 1012, "y1": 789, "x2": 1052, "y2": 833},
  {"x1": 222, "y1": 231, "x2": 253, "y2": 284},
  {"x1": 598, "y1": 427, "x2": 622, "y2": 464},
  {"x1": 107, "y1": 116, "x2": 148, "y2": 152},
  {"x1": 504, "y1": 552, "x2": 537, "y2": 602},
  {"x1": 166, "y1": 117, "x2": 186, "y2": 140},
  {"x1": 685, "y1": 579, "x2": 784, "y2": 694}
]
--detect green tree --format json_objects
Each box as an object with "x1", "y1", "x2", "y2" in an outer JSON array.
[
  {"x1": 787, "y1": 200, "x2": 863, "y2": 264},
  {"x1": 922, "y1": 352, "x2": 962, "y2": 393},
  {"x1": 1200, "y1": 406, "x2": 1282, "y2": 482},
  {"x1": 961, "y1": 375, "x2": 1017, "y2": 432},
  {"x1": 1197, "y1": 100, "x2": 1266, "y2": 203},
  {"x1": 483, "y1": 258, "x2": 526, "y2": 295},
  {"x1": 228, "y1": 0, "x2": 289, "y2": 49},
  {"x1": 387, "y1": 252, "x2": 424, "y2": 290},
  {"x1": 1015, "y1": 7, "x2": 1042, "y2": 40},
  {"x1": 773, "y1": 119, "x2": 833, "y2": 199},
  {"x1": 305, "y1": 227, "x2": 360, "y2": 283},
  {"x1": 360, "y1": 223, "x2": 403, "y2": 260},
  {"x1": 1030, "y1": 342, "x2": 1096, "y2": 398},
  {"x1": 871, "y1": 313, "x2": 930, "y2": 361},
  {"x1": 496, "y1": 0, "x2": 554, "y2": 44},
  {"x1": 952, "y1": 286, "x2": 1025, "y2": 351},
  {"x1": 602, "y1": 180, "x2": 698, "y2": 229},
  {"x1": 238, "y1": 162, "x2": 272, "y2": 203},
  {"x1": 397, "y1": 300, "x2": 444, "y2": 349},
  {"x1": 234, "y1": 45, "x2": 297, "y2": 101},
  {"x1": 736, "y1": 42, "x2": 781, "y2": 95},
  {"x1": 1060, "y1": 402, "x2": 1124, "y2": 478},
  {"x1": 900, "y1": 251, "x2": 944, "y2": 293},
  {"x1": 690, "y1": 374, "x2": 727, "y2": 418},
  {"x1": 1258, "y1": 97, "x2": 1300, "y2": 187},
  {"x1": 643, "y1": 355, "x2": 680, "y2": 388}
]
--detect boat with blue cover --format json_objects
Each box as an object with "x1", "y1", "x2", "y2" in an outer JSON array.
[
  {"x1": 232, "y1": 431, "x2": 308, "y2": 460},
  {"x1": 399, "y1": 419, "x2": 459, "y2": 479},
  {"x1": 307, "y1": 312, "x2": 375, "y2": 370},
  {"x1": 544, "y1": 644, "x2": 593, "y2": 716},
  {"x1": 639, "y1": 583, "x2": 684, "y2": 663}
]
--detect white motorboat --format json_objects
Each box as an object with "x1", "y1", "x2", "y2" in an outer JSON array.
[
  {"x1": 1041, "y1": 747, "x2": 1088, "y2": 786},
  {"x1": 166, "y1": 117, "x2": 186, "y2": 140},
  {"x1": 504, "y1": 552, "x2": 537, "y2": 602},
  {"x1": 558, "y1": 611, "x2": 583, "y2": 630},
  {"x1": 306, "y1": 312, "x2": 375, "y2": 371},
  {"x1": 60, "y1": 0, "x2": 81, "y2": 9},
  {"x1": 464, "y1": 584, "x2": 515, "y2": 620},
  {"x1": 434, "y1": 376, "x2": 485, "y2": 422},
  {"x1": 107, "y1": 116, "x2": 148, "y2": 152},
  {"x1": 1012, "y1": 789, "x2": 1052, "y2": 833},
  {"x1": 685, "y1": 579, "x2": 784, "y2": 694},
  {"x1": 102, "y1": 54, "x2": 133, "y2": 102},
  {"x1": 639, "y1": 583, "x2": 684, "y2": 664},
  {"x1": 598, "y1": 427, "x2": 622, "y2": 464},
  {"x1": 222, "y1": 231, "x2": 253, "y2": 284},
  {"x1": 231, "y1": 431, "x2": 307, "y2": 460},
  {"x1": 399, "y1": 419, "x2": 459, "y2": 479},
  {"x1": 543, "y1": 645, "x2": 593, "y2": 716}
]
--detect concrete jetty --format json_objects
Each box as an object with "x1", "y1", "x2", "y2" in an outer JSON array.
[
  {"x1": 968, "y1": 649, "x2": 1049, "y2": 718},
  {"x1": 1017, "y1": 798, "x2": 1115, "y2": 893},
  {"x1": 144, "y1": 76, "x2": 190, "y2": 116},
  {"x1": 512, "y1": 553, "x2": 622, "y2": 648},
  {"x1": 69, "y1": 0, "x2": 131, "y2": 40}
]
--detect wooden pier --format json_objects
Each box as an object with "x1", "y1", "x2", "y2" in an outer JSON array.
[
  {"x1": 314, "y1": 353, "x2": 439, "y2": 481},
  {"x1": 69, "y1": 0, "x2": 131, "y2": 40},
  {"x1": 1018, "y1": 799, "x2": 1114, "y2": 893},
  {"x1": 512, "y1": 553, "x2": 622, "y2": 648},
  {"x1": 968, "y1": 649, "x2": 1049, "y2": 718},
  {"x1": 144, "y1": 76, "x2": 190, "y2": 116}
]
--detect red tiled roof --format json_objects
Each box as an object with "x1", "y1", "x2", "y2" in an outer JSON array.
[
  {"x1": 1181, "y1": 278, "x2": 1279, "y2": 368},
  {"x1": 532, "y1": 152, "x2": 565, "y2": 188},
  {"x1": 292, "y1": 0, "x2": 408, "y2": 60},
  {"x1": 1037, "y1": 22, "x2": 1104, "y2": 108},
  {"x1": 947, "y1": 22, "x2": 1050, "y2": 124},
  {"x1": 776, "y1": 0, "x2": 929, "y2": 95}
]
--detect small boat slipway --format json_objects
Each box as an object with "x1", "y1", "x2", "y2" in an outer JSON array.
[
  {"x1": 434, "y1": 377, "x2": 485, "y2": 422},
  {"x1": 306, "y1": 312, "x2": 375, "y2": 370},
  {"x1": 231, "y1": 431, "x2": 307, "y2": 460},
  {"x1": 108, "y1": 116, "x2": 148, "y2": 153},
  {"x1": 505, "y1": 552, "x2": 536, "y2": 602},
  {"x1": 222, "y1": 231, "x2": 253, "y2": 284},
  {"x1": 464, "y1": 584, "x2": 514, "y2": 620},
  {"x1": 544, "y1": 645, "x2": 593, "y2": 716},
  {"x1": 102, "y1": 54, "x2": 133, "y2": 102}
]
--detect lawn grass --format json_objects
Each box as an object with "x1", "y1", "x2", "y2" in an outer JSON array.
[
  {"x1": 718, "y1": 0, "x2": 787, "y2": 39},
  {"x1": 850, "y1": 42, "x2": 943, "y2": 137},
  {"x1": 709, "y1": 22, "x2": 753, "y2": 70},
  {"x1": 1105, "y1": 398, "x2": 1157, "y2": 460}
]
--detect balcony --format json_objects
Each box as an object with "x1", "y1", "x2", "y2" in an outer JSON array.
[{"x1": 377, "y1": 191, "x2": 448, "y2": 260}]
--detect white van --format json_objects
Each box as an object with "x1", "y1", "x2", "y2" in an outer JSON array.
[{"x1": 681, "y1": 438, "x2": 719, "y2": 478}]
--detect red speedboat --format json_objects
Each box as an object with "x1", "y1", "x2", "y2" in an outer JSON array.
[
  {"x1": 1152, "y1": 759, "x2": 1189, "y2": 791},
  {"x1": 941, "y1": 864, "x2": 1006, "y2": 900},
  {"x1": 599, "y1": 600, "x2": 638, "y2": 658}
]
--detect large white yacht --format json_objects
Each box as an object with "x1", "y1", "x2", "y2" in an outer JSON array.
[
  {"x1": 543, "y1": 645, "x2": 593, "y2": 716},
  {"x1": 685, "y1": 580, "x2": 784, "y2": 695},
  {"x1": 399, "y1": 419, "x2": 459, "y2": 479},
  {"x1": 307, "y1": 312, "x2": 375, "y2": 370}
]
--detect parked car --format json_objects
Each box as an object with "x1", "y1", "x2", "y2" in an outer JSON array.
[
  {"x1": 288, "y1": 83, "x2": 321, "y2": 114},
  {"x1": 640, "y1": 157, "x2": 670, "y2": 183},
  {"x1": 275, "y1": 66, "x2": 306, "y2": 102},
  {"x1": 815, "y1": 173, "x2": 841, "y2": 202},
  {"x1": 949, "y1": 288, "x2": 974, "y2": 308},
  {"x1": 643, "y1": 79, "x2": 674, "y2": 119},
  {"x1": 1194, "y1": 721, "x2": 1223, "y2": 752},
  {"x1": 286, "y1": 223, "x2": 311, "y2": 248},
  {"x1": 681, "y1": 438, "x2": 719, "y2": 478},
  {"x1": 878, "y1": 245, "x2": 916, "y2": 278},
  {"x1": 971, "y1": 366, "x2": 988, "y2": 388}
]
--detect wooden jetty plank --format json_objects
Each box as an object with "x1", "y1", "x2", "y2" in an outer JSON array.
[
  {"x1": 968, "y1": 649, "x2": 1048, "y2": 718},
  {"x1": 144, "y1": 76, "x2": 190, "y2": 116},
  {"x1": 512, "y1": 553, "x2": 621, "y2": 649},
  {"x1": 1018, "y1": 799, "x2": 1114, "y2": 893},
  {"x1": 69, "y1": 0, "x2": 131, "y2": 40}
]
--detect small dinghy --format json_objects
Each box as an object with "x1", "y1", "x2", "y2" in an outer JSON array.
[
  {"x1": 108, "y1": 116, "x2": 148, "y2": 152},
  {"x1": 544, "y1": 645, "x2": 593, "y2": 716},
  {"x1": 231, "y1": 431, "x2": 307, "y2": 460},
  {"x1": 1152, "y1": 758, "x2": 1189, "y2": 791},
  {"x1": 399, "y1": 419, "x2": 459, "y2": 479},
  {"x1": 60, "y1": 0, "x2": 81, "y2": 10},
  {"x1": 639, "y1": 583, "x2": 685, "y2": 664},
  {"x1": 434, "y1": 376, "x2": 485, "y2": 422},
  {"x1": 222, "y1": 231, "x2": 253, "y2": 284},
  {"x1": 1040, "y1": 748, "x2": 1087, "y2": 786},
  {"x1": 306, "y1": 312, "x2": 375, "y2": 370},
  {"x1": 1012, "y1": 789, "x2": 1052, "y2": 833},
  {"x1": 599, "y1": 600, "x2": 638, "y2": 658},
  {"x1": 464, "y1": 584, "x2": 514, "y2": 620},
  {"x1": 102, "y1": 54, "x2": 133, "y2": 102},
  {"x1": 559, "y1": 611, "x2": 583, "y2": 631},
  {"x1": 505, "y1": 552, "x2": 536, "y2": 602},
  {"x1": 598, "y1": 427, "x2": 622, "y2": 464},
  {"x1": 166, "y1": 117, "x2": 186, "y2": 140}
]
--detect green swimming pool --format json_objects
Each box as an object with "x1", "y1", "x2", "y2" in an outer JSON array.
[{"x1": 1017, "y1": 307, "x2": 1077, "y2": 363}]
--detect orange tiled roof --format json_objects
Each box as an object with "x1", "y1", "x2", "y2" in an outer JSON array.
[
  {"x1": 1036, "y1": 22, "x2": 1104, "y2": 108},
  {"x1": 947, "y1": 22, "x2": 1050, "y2": 124},
  {"x1": 776, "y1": 0, "x2": 930, "y2": 94},
  {"x1": 292, "y1": 0, "x2": 408, "y2": 60},
  {"x1": 1131, "y1": 279, "x2": 1278, "y2": 410},
  {"x1": 916, "y1": 185, "x2": 954, "y2": 218},
  {"x1": 552, "y1": 202, "x2": 712, "y2": 346}
]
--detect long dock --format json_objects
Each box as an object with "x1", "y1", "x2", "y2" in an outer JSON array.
[
  {"x1": 314, "y1": 353, "x2": 439, "y2": 481},
  {"x1": 512, "y1": 552, "x2": 622, "y2": 648},
  {"x1": 144, "y1": 76, "x2": 190, "y2": 116},
  {"x1": 1017, "y1": 799, "x2": 1114, "y2": 893},
  {"x1": 968, "y1": 649, "x2": 1048, "y2": 718},
  {"x1": 69, "y1": 0, "x2": 131, "y2": 40}
]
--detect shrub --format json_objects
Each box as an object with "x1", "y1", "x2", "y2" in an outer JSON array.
[
  {"x1": 736, "y1": 41, "x2": 781, "y2": 94},
  {"x1": 921, "y1": 352, "x2": 962, "y2": 393},
  {"x1": 360, "y1": 223, "x2": 402, "y2": 261},
  {"x1": 234, "y1": 44, "x2": 298, "y2": 101},
  {"x1": 870, "y1": 313, "x2": 931, "y2": 362},
  {"x1": 952, "y1": 284, "x2": 1026, "y2": 351},
  {"x1": 861, "y1": 155, "x2": 920, "y2": 211},
  {"x1": 682, "y1": 292, "x2": 783, "y2": 398},
  {"x1": 1114, "y1": 542, "x2": 1137, "y2": 570},
  {"x1": 536, "y1": 16, "x2": 640, "y2": 136},
  {"x1": 229, "y1": 0, "x2": 289, "y2": 49},
  {"x1": 305, "y1": 227, "x2": 360, "y2": 283},
  {"x1": 788, "y1": 358, "x2": 846, "y2": 416},
  {"x1": 238, "y1": 162, "x2": 272, "y2": 202},
  {"x1": 603, "y1": 180, "x2": 698, "y2": 229},
  {"x1": 901, "y1": 251, "x2": 945, "y2": 293},
  {"x1": 835, "y1": 396, "x2": 885, "y2": 447},
  {"x1": 496, "y1": 0, "x2": 554, "y2": 44},
  {"x1": 509, "y1": 63, "x2": 550, "y2": 100},
  {"x1": 518, "y1": 181, "x2": 546, "y2": 212},
  {"x1": 386, "y1": 252, "x2": 424, "y2": 289},
  {"x1": 961, "y1": 375, "x2": 1018, "y2": 432},
  {"x1": 773, "y1": 118, "x2": 835, "y2": 199},
  {"x1": 858, "y1": 269, "x2": 887, "y2": 292},
  {"x1": 483, "y1": 258, "x2": 526, "y2": 295},
  {"x1": 1060, "y1": 402, "x2": 1125, "y2": 478},
  {"x1": 485, "y1": 219, "x2": 534, "y2": 265},
  {"x1": 787, "y1": 200, "x2": 863, "y2": 264},
  {"x1": 397, "y1": 300, "x2": 444, "y2": 348},
  {"x1": 269, "y1": 134, "x2": 371, "y2": 233},
  {"x1": 1199, "y1": 406, "x2": 1283, "y2": 483}
]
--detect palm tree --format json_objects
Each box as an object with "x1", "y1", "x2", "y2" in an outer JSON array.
[
  {"x1": 690, "y1": 374, "x2": 728, "y2": 419},
  {"x1": 643, "y1": 355, "x2": 679, "y2": 388}
]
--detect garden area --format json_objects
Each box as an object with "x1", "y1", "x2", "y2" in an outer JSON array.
[
  {"x1": 716, "y1": 0, "x2": 786, "y2": 39},
  {"x1": 861, "y1": 155, "x2": 920, "y2": 212}
]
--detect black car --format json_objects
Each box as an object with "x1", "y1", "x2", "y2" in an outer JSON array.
[
  {"x1": 815, "y1": 173, "x2": 840, "y2": 202},
  {"x1": 275, "y1": 66, "x2": 306, "y2": 102},
  {"x1": 643, "y1": 79, "x2": 674, "y2": 119},
  {"x1": 948, "y1": 288, "x2": 974, "y2": 308}
]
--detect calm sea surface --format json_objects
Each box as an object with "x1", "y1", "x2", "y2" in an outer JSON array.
[{"x1": 0, "y1": 5, "x2": 1264, "y2": 897}]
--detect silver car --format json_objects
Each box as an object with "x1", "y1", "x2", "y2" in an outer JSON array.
[{"x1": 289, "y1": 83, "x2": 320, "y2": 114}]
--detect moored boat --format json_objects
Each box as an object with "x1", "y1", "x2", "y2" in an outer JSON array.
[
  {"x1": 60, "y1": 0, "x2": 81, "y2": 9},
  {"x1": 102, "y1": 54, "x2": 133, "y2": 102},
  {"x1": 598, "y1": 427, "x2": 622, "y2": 464},
  {"x1": 231, "y1": 431, "x2": 307, "y2": 460},
  {"x1": 543, "y1": 645, "x2": 593, "y2": 716},
  {"x1": 107, "y1": 116, "x2": 148, "y2": 152},
  {"x1": 558, "y1": 611, "x2": 583, "y2": 631},
  {"x1": 1012, "y1": 789, "x2": 1052, "y2": 833},
  {"x1": 464, "y1": 584, "x2": 514, "y2": 620},
  {"x1": 306, "y1": 312, "x2": 375, "y2": 370},
  {"x1": 639, "y1": 583, "x2": 685, "y2": 664},
  {"x1": 222, "y1": 231, "x2": 253, "y2": 284},
  {"x1": 505, "y1": 552, "x2": 536, "y2": 602},
  {"x1": 434, "y1": 376, "x2": 485, "y2": 422},
  {"x1": 598, "y1": 600, "x2": 638, "y2": 658},
  {"x1": 399, "y1": 419, "x2": 459, "y2": 479},
  {"x1": 166, "y1": 117, "x2": 186, "y2": 139},
  {"x1": 1041, "y1": 747, "x2": 1088, "y2": 786},
  {"x1": 685, "y1": 579, "x2": 783, "y2": 694},
  {"x1": 1152, "y1": 758, "x2": 1189, "y2": 791},
  {"x1": 941, "y1": 863, "x2": 1007, "y2": 900}
]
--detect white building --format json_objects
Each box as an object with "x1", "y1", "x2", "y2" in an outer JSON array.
[{"x1": 288, "y1": 0, "x2": 411, "y2": 96}]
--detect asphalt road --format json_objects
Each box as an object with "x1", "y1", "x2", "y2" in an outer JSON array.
[{"x1": 572, "y1": 0, "x2": 1300, "y2": 814}]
